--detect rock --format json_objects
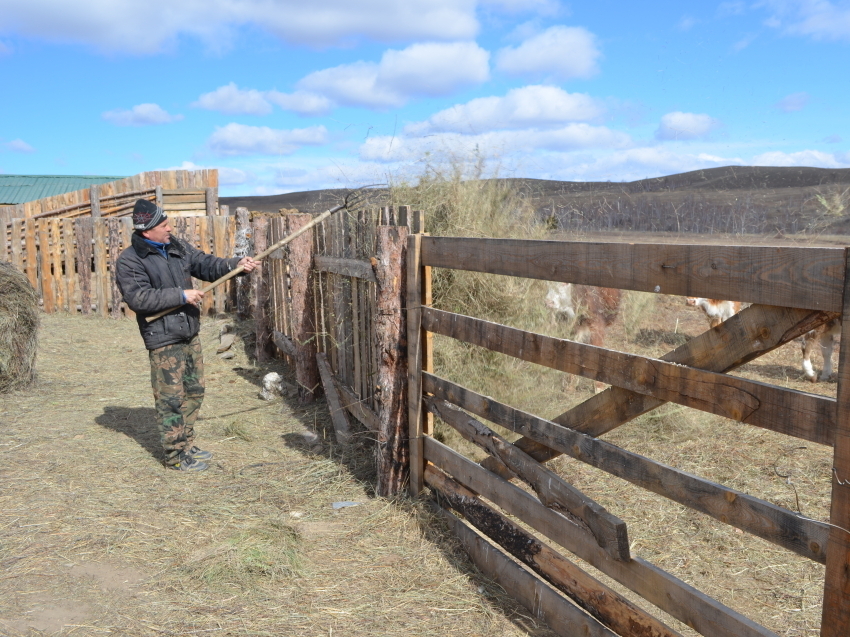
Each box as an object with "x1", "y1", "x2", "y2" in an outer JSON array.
[
  {"x1": 259, "y1": 372, "x2": 283, "y2": 400},
  {"x1": 218, "y1": 351, "x2": 235, "y2": 360},
  {"x1": 217, "y1": 333, "x2": 236, "y2": 353}
]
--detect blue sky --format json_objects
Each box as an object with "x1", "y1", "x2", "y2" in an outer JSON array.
[{"x1": 1, "y1": 0, "x2": 848, "y2": 196}]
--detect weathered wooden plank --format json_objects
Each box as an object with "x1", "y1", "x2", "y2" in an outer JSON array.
[
  {"x1": 317, "y1": 352, "x2": 351, "y2": 444},
  {"x1": 425, "y1": 437, "x2": 778, "y2": 637},
  {"x1": 253, "y1": 216, "x2": 272, "y2": 361},
  {"x1": 407, "y1": 234, "x2": 425, "y2": 497},
  {"x1": 822, "y1": 247, "x2": 850, "y2": 635},
  {"x1": 423, "y1": 307, "x2": 836, "y2": 446},
  {"x1": 49, "y1": 219, "x2": 66, "y2": 311},
  {"x1": 499, "y1": 304, "x2": 842, "y2": 470},
  {"x1": 205, "y1": 187, "x2": 216, "y2": 217},
  {"x1": 425, "y1": 373, "x2": 829, "y2": 564},
  {"x1": 117, "y1": 219, "x2": 134, "y2": 318},
  {"x1": 425, "y1": 395, "x2": 630, "y2": 560},
  {"x1": 1, "y1": 221, "x2": 10, "y2": 265},
  {"x1": 93, "y1": 219, "x2": 110, "y2": 317},
  {"x1": 24, "y1": 219, "x2": 38, "y2": 291},
  {"x1": 37, "y1": 221, "x2": 55, "y2": 312},
  {"x1": 90, "y1": 185, "x2": 101, "y2": 218},
  {"x1": 337, "y1": 382, "x2": 380, "y2": 431},
  {"x1": 75, "y1": 219, "x2": 93, "y2": 314},
  {"x1": 287, "y1": 214, "x2": 319, "y2": 403},
  {"x1": 163, "y1": 202, "x2": 207, "y2": 211},
  {"x1": 432, "y1": 499, "x2": 619, "y2": 637},
  {"x1": 420, "y1": 236, "x2": 845, "y2": 311},
  {"x1": 426, "y1": 465, "x2": 683, "y2": 637},
  {"x1": 10, "y1": 219, "x2": 24, "y2": 275},
  {"x1": 62, "y1": 219, "x2": 77, "y2": 314},
  {"x1": 197, "y1": 216, "x2": 213, "y2": 315},
  {"x1": 375, "y1": 225, "x2": 409, "y2": 498},
  {"x1": 108, "y1": 219, "x2": 122, "y2": 318},
  {"x1": 314, "y1": 255, "x2": 378, "y2": 282}
]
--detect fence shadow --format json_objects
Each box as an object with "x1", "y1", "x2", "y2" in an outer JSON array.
[{"x1": 95, "y1": 406, "x2": 161, "y2": 461}]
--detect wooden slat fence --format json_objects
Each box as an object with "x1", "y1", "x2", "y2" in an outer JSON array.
[
  {"x1": 257, "y1": 205, "x2": 423, "y2": 495},
  {"x1": 406, "y1": 236, "x2": 850, "y2": 637},
  {"x1": 0, "y1": 169, "x2": 219, "y2": 224},
  {"x1": 1, "y1": 215, "x2": 235, "y2": 316}
]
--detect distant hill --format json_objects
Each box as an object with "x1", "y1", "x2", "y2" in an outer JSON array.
[{"x1": 221, "y1": 166, "x2": 850, "y2": 235}]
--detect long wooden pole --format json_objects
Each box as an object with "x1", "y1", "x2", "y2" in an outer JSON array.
[{"x1": 144, "y1": 205, "x2": 339, "y2": 323}]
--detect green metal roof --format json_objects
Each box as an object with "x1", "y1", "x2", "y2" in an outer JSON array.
[{"x1": 0, "y1": 175, "x2": 126, "y2": 205}]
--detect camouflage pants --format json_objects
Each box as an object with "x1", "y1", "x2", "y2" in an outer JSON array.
[{"x1": 149, "y1": 336, "x2": 205, "y2": 466}]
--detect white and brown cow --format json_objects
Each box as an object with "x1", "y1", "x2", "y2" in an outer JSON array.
[
  {"x1": 801, "y1": 319, "x2": 841, "y2": 383},
  {"x1": 545, "y1": 282, "x2": 621, "y2": 347},
  {"x1": 685, "y1": 297, "x2": 741, "y2": 328}
]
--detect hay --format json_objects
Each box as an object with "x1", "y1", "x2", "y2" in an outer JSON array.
[{"x1": 0, "y1": 261, "x2": 40, "y2": 393}]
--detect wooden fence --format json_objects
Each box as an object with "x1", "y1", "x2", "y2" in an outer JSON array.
[
  {"x1": 405, "y1": 237, "x2": 850, "y2": 637},
  {"x1": 0, "y1": 215, "x2": 235, "y2": 317},
  {"x1": 0, "y1": 169, "x2": 220, "y2": 224},
  {"x1": 254, "y1": 205, "x2": 423, "y2": 496}
]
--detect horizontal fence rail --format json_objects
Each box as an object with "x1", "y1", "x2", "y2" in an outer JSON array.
[{"x1": 420, "y1": 236, "x2": 846, "y2": 311}]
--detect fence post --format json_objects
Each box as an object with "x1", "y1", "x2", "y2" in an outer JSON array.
[
  {"x1": 252, "y1": 215, "x2": 273, "y2": 362},
  {"x1": 75, "y1": 218, "x2": 93, "y2": 315},
  {"x1": 406, "y1": 233, "x2": 425, "y2": 497},
  {"x1": 234, "y1": 207, "x2": 252, "y2": 320},
  {"x1": 286, "y1": 213, "x2": 319, "y2": 403},
  {"x1": 375, "y1": 224, "x2": 409, "y2": 497},
  {"x1": 821, "y1": 247, "x2": 850, "y2": 635}
]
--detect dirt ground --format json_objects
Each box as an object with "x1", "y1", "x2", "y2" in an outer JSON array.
[{"x1": 0, "y1": 313, "x2": 557, "y2": 637}]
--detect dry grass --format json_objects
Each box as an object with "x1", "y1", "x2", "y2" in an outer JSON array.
[
  {"x1": 0, "y1": 313, "x2": 557, "y2": 637},
  {"x1": 0, "y1": 260, "x2": 40, "y2": 393}
]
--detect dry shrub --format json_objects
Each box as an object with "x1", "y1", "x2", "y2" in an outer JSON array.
[
  {"x1": 0, "y1": 261, "x2": 40, "y2": 393},
  {"x1": 621, "y1": 290, "x2": 657, "y2": 341}
]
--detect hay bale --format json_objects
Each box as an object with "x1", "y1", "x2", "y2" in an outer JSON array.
[{"x1": 0, "y1": 261, "x2": 39, "y2": 392}]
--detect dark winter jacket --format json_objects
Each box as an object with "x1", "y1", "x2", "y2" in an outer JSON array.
[{"x1": 116, "y1": 232, "x2": 242, "y2": 350}]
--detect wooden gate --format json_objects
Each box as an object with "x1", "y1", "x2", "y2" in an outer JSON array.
[{"x1": 406, "y1": 236, "x2": 850, "y2": 636}]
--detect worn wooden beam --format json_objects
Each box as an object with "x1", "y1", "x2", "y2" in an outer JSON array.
[
  {"x1": 74, "y1": 218, "x2": 93, "y2": 315},
  {"x1": 314, "y1": 255, "x2": 378, "y2": 282},
  {"x1": 431, "y1": 498, "x2": 619, "y2": 637},
  {"x1": 271, "y1": 329, "x2": 297, "y2": 357},
  {"x1": 424, "y1": 395, "x2": 629, "y2": 561},
  {"x1": 407, "y1": 234, "x2": 425, "y2": 497},
  {"x1": 423, "y1": 307, "x2": 835, "y2": 446},
  {"x1": 374, "y1": 225, "x2": 409, "y2": 498},
  {"x1": 420, "y1": 236, "x2": 845, "y2": 311},
  {"x1": 337, "y1": 382, "x2": 380, "y2": 432},
  {"x1": 822, "y1": 247, "x2": 850, "y2": 636},
  {"x1": 425, "y1": 373, "x2": 829, "y2": 564},
  {"x1": 37, "y1": 220, "x2": 54, "y2": 313},
  {"x1": 252, "y1": 215, "x2": 273, "y2": 362},
  {"x1": 425, "y1": 437, "x2": 778, "y2": 637},
  {"x1": 108, "y1": 219, "x2": 123, "y2": 318},
  {"x1": 61, "y1": 219, "x2": 77, "y2": 315},
  {"x1": 93, "y1": 219, "x2": 110, "y2": 317},
  {"x1": 316, "y1": 352, "x2": 351, "y2": 445},
  {"x1": 426, "y1": 465, "x2": 683, "y2": 637},
  {"x1": 287, "y1": 213, "x2": 319, "y2": 403}
]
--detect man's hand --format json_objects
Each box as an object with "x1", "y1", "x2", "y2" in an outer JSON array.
[
  {"x1": 184, "y1": 289, "x2": 205, "y2": 305},
  {"x1": 239, "y1": 256, "x2": 259, "y2": 272}
]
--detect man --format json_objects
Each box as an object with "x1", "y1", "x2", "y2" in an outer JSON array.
[{"x1": 117, "y1": 199, "x2": 258, "y2": 471}]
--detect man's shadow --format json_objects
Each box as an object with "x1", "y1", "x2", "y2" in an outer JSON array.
[{"x1": 95, "y1": 406, "x2": 161, "y2": 460}]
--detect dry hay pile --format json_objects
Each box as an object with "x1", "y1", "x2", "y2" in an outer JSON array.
[{"x1": 0, "y1": 261, "x2": 39, "y2": 392}]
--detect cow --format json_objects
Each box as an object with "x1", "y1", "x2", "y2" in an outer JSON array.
[
  {"x1": 685, "y1": 297, "x2": 741, "y2": 328},
  {"x1": 545, "y1": 282, "x2": 621, "y2": 347},
  {"x1": 801, "y1": 319, "x2": 841, "y2": 383}
]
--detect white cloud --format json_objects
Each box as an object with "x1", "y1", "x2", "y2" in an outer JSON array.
[
  {"x1": 266, "y1": 91, "x2": 334, "y2": 116},
  {"x1": 495, "y1": 26, "x2": 601, "y2": 80},
  {"x1": 762, "y1": 0, "x2": 850, "y2": 41},
  {"x1": 192, "y1": 83, "x2": 273, "y2": 116},
  {"x1": 102, "y1": 103, "x2": 183, "y2": 126},
  {"x1": 478, "y1": 0, "x2": 560, "y2": 14},
  {"x1": 168, "y1": 160, "x2": 254, "y2": 185},
  {"x1": 775, "y1": 91, "x2": 809, "y2": 112},
  {"x1": 207, "y1": 123, "x2": 328, "y2": 156},
  {"x1": 297, "y1": 41, "x2": 489, "y2": 109},
  {"x1": 554, "y1": 148, "x2": 744, "y2": 182},
  {"x1": 677, "y1": 15, "x2": 698, "y2": 30},
  {"x1": 0, "y1": 0, "x2": 480, "y2": 54},
  {"x1": 406, "y1": 85, "x2": 603, "y2": 135},
  {"x1": 6, "y1": 139, "x2": 35, "y2": 153},
  {"x1": 361, "y1": 124, "x2": 631, "y2": 163},
  {"x1": 750, "y1": 149, "x2": 850, "y2": 168},
  {"x1": 655, "y1": 111, "x2": 720, "y2": 140}
]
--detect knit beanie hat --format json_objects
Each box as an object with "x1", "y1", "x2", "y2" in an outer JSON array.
[{"x1": 132, "y1": 199, "x2": 167, "y2": 231}]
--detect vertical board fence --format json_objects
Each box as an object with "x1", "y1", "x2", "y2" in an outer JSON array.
[
  {"x1": 406, "y1": 237, "x2": 850, "y2": 637},
  {"x1": 1, "y1": 215, "x2": 236, "y2": 316},
  {"x1": 256, "y1": 206, "x2": 422, "y2": 496}
]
